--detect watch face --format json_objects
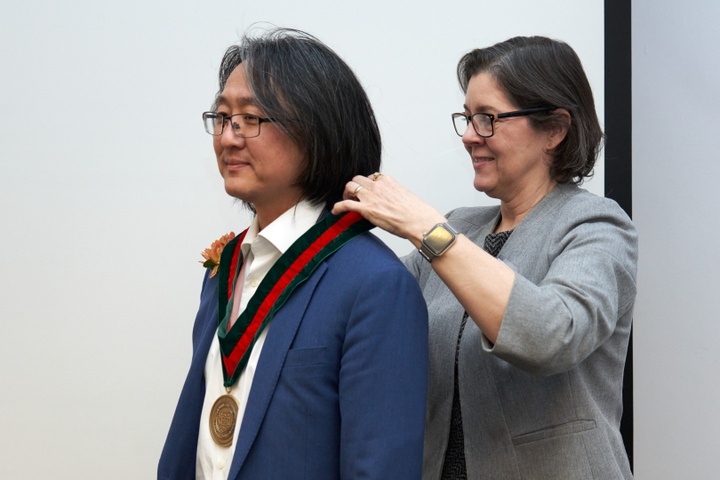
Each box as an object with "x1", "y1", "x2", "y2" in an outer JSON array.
[{"x1": 426, "y1": 224, "x2": 455, "y2": 254}]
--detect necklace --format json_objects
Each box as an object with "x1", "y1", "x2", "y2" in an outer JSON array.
[
  {"x1": 209, "y1": 388, "x2": 239, "y2": 447},
  {"x1": 208, "y1": 211, "x2": 373, "y2": 447}
]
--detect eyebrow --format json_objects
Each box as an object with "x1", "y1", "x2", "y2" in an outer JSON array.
[
  {"x1": 215, "y1": 94, "x2": 260, "y2": 108},
  {"x1": 463, "y1": 103, "x2": 497, "y2": 114}
]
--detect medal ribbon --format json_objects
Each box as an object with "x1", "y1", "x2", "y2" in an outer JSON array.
[{"x1": 216, "y1": 211, "x2": 373, "y2": 388}]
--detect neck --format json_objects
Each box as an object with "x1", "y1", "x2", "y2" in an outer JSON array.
[
  {"x1": 497, "y1": 180, "x2": 557, "y2": 232},
  {"x1": 255, "y1": 209, "x2": 284, "y2": 233},
  {"x1": 255, "y1": 197, "x2": 308, "y2": 232}
]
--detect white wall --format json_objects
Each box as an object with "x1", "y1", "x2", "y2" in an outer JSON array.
[
  {"x1": 633, "y1": 1, "x2": 720, "y2": 478},
  {"x1": 0, "y1": 1, "x2": 603, "y2": 478}
]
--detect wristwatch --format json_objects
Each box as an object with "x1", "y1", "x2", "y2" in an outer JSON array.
[{"x1": 418, "y1": 223, "x2": 459, "y2": 262}]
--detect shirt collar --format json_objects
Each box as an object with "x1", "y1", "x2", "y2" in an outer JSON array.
[{"x1": 241, "y1": 200, "x2": 325, "y2": 256}]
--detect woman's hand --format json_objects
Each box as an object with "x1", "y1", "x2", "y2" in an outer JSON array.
[
  {"x1": 333, "y1": 172, "x2": 515, "y2": 344},
  {"x1": 332, "y1": 173, "x2": 446, "y2": 247}
]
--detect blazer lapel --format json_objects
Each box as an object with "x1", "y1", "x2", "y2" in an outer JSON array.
[
  {"x1": 226, "y1": 263, "x2": 328, "y2": 479},
  {"x1": 496, "y1": 183, "x2": 577, "y2": 269}
]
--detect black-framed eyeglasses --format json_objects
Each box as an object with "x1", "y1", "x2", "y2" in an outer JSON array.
[
  {"x1": 451, "y1": 107, "x2": 556, "y2": 138},
  {"x1": 202, "y1": 111, "x2": 276, "y2": 138}
]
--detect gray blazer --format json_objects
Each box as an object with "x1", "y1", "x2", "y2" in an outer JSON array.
[{"x1": 405, "y1": 183, "x2": 637, "y2": 480}]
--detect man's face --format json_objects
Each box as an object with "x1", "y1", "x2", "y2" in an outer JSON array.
[{"x1": 213, "y1": 65, "x2": 306, "y2": 227}]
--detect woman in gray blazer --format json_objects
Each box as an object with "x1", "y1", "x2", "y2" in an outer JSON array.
[{"x1": 334, "y1": 36, "x2": 637, "y2": 479}]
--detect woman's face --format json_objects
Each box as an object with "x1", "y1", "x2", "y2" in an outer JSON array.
[{"x1": 461, "y1": 72, "x2": 558, "y2": 203}]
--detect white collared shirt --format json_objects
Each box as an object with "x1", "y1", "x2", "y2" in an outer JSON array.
[{"x1": 196, "y1": 200, "x2": 324, "y2": 480}]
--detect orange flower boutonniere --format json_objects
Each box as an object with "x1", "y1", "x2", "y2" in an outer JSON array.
[{"x1": 200, "y1": 232, "x2": 236, "y2": 278}]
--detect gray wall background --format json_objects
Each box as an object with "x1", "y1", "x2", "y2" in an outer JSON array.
[{"x1": 633, "y1": 1, "x2": 720, "y2": 478}]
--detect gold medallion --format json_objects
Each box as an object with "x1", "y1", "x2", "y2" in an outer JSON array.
[{"x1": 209, "y1": 393, "x2": 239, "y2": 447}]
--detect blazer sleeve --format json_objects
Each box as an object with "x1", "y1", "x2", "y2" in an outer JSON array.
[
  {"x1": 486, "y1": 197, "x2": 638, "y2": 375},
  {"x1": 338, "y1": 261, "x2": 429, "y2": 479},
  {"x1": 158, "y1": 270, "x2": 219, "y2": 480}
]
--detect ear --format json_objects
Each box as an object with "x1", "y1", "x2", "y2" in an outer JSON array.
[{"x1": 546, "y1": 108, "x2": 571, "y2": 150}]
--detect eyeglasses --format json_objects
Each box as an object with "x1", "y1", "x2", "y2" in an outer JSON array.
[
  {"x1": 202, "y1": 112, "x2": 276, "y2": 138},
  {"x1": 451, "y1": 107, "x2": 556, "y2": 138}
]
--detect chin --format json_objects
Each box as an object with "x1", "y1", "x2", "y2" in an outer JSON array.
[
  {"x1": 473, "y1": 182, "x2": 500, "y2": 199},
  {"x1": 224, "y1": 183, "x2": 250, "y2": 202},
  {"x1": 473, "y1": 179, "x2": 490, "y2": 192}
]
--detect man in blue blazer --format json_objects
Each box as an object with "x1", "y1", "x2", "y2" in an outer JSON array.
[{"x1": 158, "y1": 28, "x2": 429, "y2": 480}]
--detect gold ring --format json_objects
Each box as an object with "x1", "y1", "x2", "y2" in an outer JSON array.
[
  {"x1": 371, "y1": 172, "x2": 383, "y2": 181},
  {"x1": 353, "y1": 185, "x2": 364, "y2": 196}
]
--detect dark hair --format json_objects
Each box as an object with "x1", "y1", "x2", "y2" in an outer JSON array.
[
  {"x1": 457, "y1": 36, "x2": 603, "y2": 184},
  {"x1": 215, "y1": 27, "x2": 381, "y2": 208}
]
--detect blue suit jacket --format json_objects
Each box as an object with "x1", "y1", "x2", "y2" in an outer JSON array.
[{"x1": 158, "y1": 233, "x2": 429, "y2": 479}]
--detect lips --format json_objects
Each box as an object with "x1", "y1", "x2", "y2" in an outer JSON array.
[
  {"x1": 223, "y1": 158, "x2": 249, "y2": 171},
  {"x1": 472, "y1": 156, "x2": 494, "y2": 165}
]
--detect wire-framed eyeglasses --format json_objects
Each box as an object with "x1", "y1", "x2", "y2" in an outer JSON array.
[
  {"x1": 202, "y1": 111, "x2": 276, "y2": 138},
  {"x1": 451, "y1": 107, "x2": 556, "y2": 138}
]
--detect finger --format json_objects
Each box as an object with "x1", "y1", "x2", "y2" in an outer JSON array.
[
  {"x1": 345, "y1": 177, "x2": 375, "y2": 198},
  {"x1": 332, "y1": 198, "x2": 361, "y2": 215},
  {"x1": 343, "y1": 180, "x2": 361, "y2": 200},
  {"x1": 352, "y1": 184, "x2": 365, "y2": 197}
]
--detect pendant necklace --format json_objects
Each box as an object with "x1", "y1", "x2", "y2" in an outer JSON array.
[{"x1": 209, "y1": 387, "x2": 239, "y2": 447}]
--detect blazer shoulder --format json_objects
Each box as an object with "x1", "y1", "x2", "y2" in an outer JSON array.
[
  {"x1": 446, "y1": 205, "x2": 500, "y2": 231},
  {"x1": 329, "y1": 231, "x2": 406, "y2": 269},
  {"x1": 553, "y1": 184, "x2": 633, "y2": 222}
]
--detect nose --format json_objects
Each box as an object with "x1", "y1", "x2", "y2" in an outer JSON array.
[
  {"x1": 461, "y1": 123, "x2": 486, "y2": 146},
  {"x1": 218, "y1": 124, "x2": 246, "y2": 149}
]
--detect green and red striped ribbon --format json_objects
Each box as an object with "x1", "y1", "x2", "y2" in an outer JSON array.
[{"x1": 216, "y1": 211, "x2": 373, "y2": 388}]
